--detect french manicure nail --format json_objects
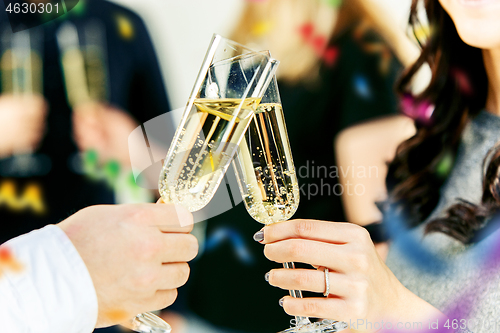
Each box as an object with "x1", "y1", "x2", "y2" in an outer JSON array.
[
  {"x1": 253, "y1": 230, "x2": 264, "y2": 242},
  {"x1": 279, "y1": 297, "x2": 285, "y2": 307},
  {"x1": 265, "y1": 272, "x2": 270, "y2": 282}
]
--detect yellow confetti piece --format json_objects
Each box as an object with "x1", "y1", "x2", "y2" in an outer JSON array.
[
  {"x1": 0, "y1": 180, "x2": 46, "y2": 214},
  {"x1": 414, "y1": 24, "x2": 433, "y2": 43},
  {"x1": 251, "y1": 20, "x2": 273, "y2": 37},
  {"x1": 22, "y1": 184, "x2": 45, "y2": 214},
  {"x1": 116, "y1": 15, "x2": 135, "y2": 40}
]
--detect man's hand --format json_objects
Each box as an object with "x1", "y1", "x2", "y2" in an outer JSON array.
[
  {"x1": 58, "y1": 203, "x2": 198, "y2": 328},
  {"x1": 0, "y1": 94, "x2": 47, "y2": 158},
  {"x1": 72, "y1": 102, "x2": 138, "y2": 167}
]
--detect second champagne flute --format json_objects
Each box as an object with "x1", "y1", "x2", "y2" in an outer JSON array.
[{"x1": 233, "y1": 77, "x2": 347, "y2": 333}]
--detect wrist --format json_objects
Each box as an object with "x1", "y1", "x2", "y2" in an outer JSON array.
[{"x1": 392, "y1": 283, "x2": 446, "y2": 331}]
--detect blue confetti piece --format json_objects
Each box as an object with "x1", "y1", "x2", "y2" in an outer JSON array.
[
  {"x1": 384, "y1": 208, "x2": 448, "y2": 274},
  {"x1": 353, "y1": 74, "x2": 372, "y2": 99},
  {"x1": 205, "y1": 227, "x2": 255, "y2": 265}
]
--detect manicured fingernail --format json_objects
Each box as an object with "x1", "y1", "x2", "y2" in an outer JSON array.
[
  {"x1": 265, "y1": 272, "x2": 270, "y2": 282},
  {"x1": 279, "y1": 297, "x2": 285, "y2": 307},
  {"x1": 253, "y1": 230, "x2": 264, "y2": 242}
]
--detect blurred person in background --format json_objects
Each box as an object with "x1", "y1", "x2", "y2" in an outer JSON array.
[
  {"x1": 0, "y1": 0, "x2": 168, "y2": 244},
  {"x1": 162, "y1": 0, "x2": 420, "y2": 332},
  {"x1": 1, "y1": 0, "x2": 170, "y2": 332},
  {"x1": 256, "y1": 0, "x2": 500, "y2": 330}
]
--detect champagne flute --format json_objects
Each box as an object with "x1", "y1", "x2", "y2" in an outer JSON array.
[
  {"x1": 1, "y1": 27, "x2": 44, "y2": 177},
  {"x1": 129, "y1": 35, "x2": 278, "y2": 333},
  {"x1": 233, "y1": 77, "x2": 347, "y2": 332}
]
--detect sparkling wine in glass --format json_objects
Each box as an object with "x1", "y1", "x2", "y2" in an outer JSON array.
[
  {"x1": 233, "y1": 77, "x2": 347, "y2": 333},
  {"x1": 1, "y1": 27, "x2": 45, "y2": 177},
  {"x1": 127, "y1": 35, "x2": 278, "y2": 333}
]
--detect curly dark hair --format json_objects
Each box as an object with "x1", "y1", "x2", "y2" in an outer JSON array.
[
  {"x1": 386, "y1": 0, "x2": 489, "y2": 240},
  {"x1": 426, "y1": 143, "x2": 500, "y2": 243}
]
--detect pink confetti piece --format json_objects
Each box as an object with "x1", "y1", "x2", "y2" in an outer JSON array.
[
  {"x1": 299, "y1": 23, "x2": 314, "y2": 40},
  {"x1": 451, "y1": 68, "x2": 473, "y2": 96},
  {"x1": 400, "y1": 94, "x2": 435, "y2": 125},
  {"x1": 322, "y1": 46, "x2": 340, "y2": 67},
  {"x1": 311, "y1": 35, "x2": 327, "y2": 53}
]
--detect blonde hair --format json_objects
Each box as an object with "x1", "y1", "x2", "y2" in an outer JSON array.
[{"x1": 231, "y1": 0, "x2": 340, "y2": 83}]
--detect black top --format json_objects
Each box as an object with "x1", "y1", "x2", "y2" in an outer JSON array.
[
  {"x1": 0, "y1": 0, "x2": 169, "y2": 243},
  {"x1": 185, "y1": 27, "x2": 401, "y2": 332}
]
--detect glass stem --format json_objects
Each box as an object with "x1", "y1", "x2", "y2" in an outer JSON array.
[{"x1": 283, "y1": 262, "x2": 312, "y2": 327}]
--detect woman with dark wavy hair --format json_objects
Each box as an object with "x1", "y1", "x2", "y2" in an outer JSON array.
[{"x1": 253, "y1": 0, "x2": 500, "y2": 331}]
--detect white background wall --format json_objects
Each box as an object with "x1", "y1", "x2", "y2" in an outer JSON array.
[
  {"x1": 109, "y1": 0, "x2": 245, "y2": 109},
  {"x1": 109, "y1": 0, "x2": 411, "y2": 110}
]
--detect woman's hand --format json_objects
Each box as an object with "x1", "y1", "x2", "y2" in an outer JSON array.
[{"x1": 259, "y1": 220, "x2": 445, "y2": 332}]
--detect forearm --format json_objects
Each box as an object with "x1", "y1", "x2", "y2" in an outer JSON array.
[
  {"x1": 335, "y1": 116, "x2": 416, "y2": 226},
  {"x1": 335, "y1": 116, "x2": 416, "y2": 258},
  {"x1": 394, "y1": 285, "x2": 448, "y2": 329},
  {"x1": 351, "y1": 0, "x2": 420, "y2": 67}
]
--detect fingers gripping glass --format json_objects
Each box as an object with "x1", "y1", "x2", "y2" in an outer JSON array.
[
  {"x1": 233, "y1": 77, "x2": 347, "y2": 333},
  {"x1": 125, "y1": 35, "x2": 278, "y2": 333}
]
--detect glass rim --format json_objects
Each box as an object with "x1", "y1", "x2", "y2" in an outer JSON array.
[
  {"x1": 212, "y1": 33, "x2": 258, "y2": 55},
  {"x1": 210, "y1": 34, "x2": 279, "y2": 66},
  {"x1": 210, "y1": 49, "x2": 278, "y2": 68}
]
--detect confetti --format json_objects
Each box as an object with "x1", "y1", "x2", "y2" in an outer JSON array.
[
  {"x1": 298, "y1": 23, "x2": 339, "y2": 67},
  {"x1": 435, "y1": 150, "x2": 454, "y2": 178},
  {"x1": 413, "y1": 24, "x2": 433, "y2": 44},
  {"x1": 353, "y1": 74, "x2": 372, "y2": 99},
  {"x1": 400, "y1": 94, "x2": 434, "y2": 125},
  {"x1": 116, "y1": 15, "x2": 134, "y2": 40},
  {"x1": 451, "y1": 68, "x2": 473, "y2": 96},
  {"x1": 104, "y1": 160, "x2": 121, "y2": 187},
  {"x1": 80, "y1": 150, "x2": 145, "y2": 198},
  {"x1": 251, "y1": 20, "x2": 274, "y2": 37},
  {"x1": 299, "y1": 23, "x2": 314, "y2": 40},
  {"x1": 0, "y1": 180, "x2": 46, "y2": 214},
  {"x1": 205, "y1": 227, "x2": 255, "y2": 265},
  {"x1": 0, "y1": 246, "x2": 24, "y2": 277},
  {"x1": 22, "y1": 184, "x2": 45, "y2": 213},
  {"x1": 322, "y1": 46, "x2": 339, "y2": 67},
  {"x1": 311, "y1": 35, "x2": 327, "y2": 53},
  {"x1": 383, "y1": 205, "x2": 448, "y2": 274},
  {"x1": 83, "y1": 149, "x2": 99, "y2": 178},
  {"x1": 322, "y1": 0, "x2": 343, "y2": 7}
]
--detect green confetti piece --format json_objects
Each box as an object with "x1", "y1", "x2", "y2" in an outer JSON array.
[
  {"x1": 127, "y1": 173, "x2": 138, "y2": 187},
  {"x1": 102, "y1": 161, "x2": 119, "y2": 188},
  {"x1": 104, "y1": 160, "x2": 121, "y2": 178},
  {"x1": 323, "y1": 0, "x2": 343, "y2": 7},
  {"x1": 436, "y1": 152, "x2": 454, "y2": 178},
  {"x1": 84, "y1": 150, "x2": 99, "y2": 165},
  {"x1": 82, "y1": 150, "x2": 99, "y2": 176}
]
